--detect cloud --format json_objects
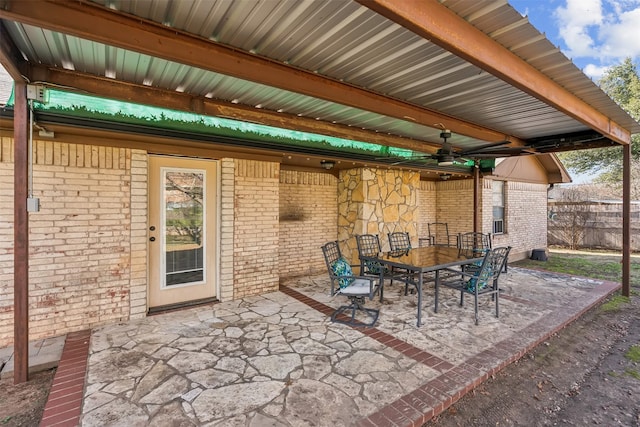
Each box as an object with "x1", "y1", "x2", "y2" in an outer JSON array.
[
  {"x1": 554, "y1": 0, "x2": 603, "y2": 57},
  {"x1": 554, "y1": 0, "x2": 640, "y2": 64},
  {"x1": 582, "y1": 63, "x2": 610, "y2": 79},
  {"x1": 598, "y1": 7, "x2": 640, "y2": 59}
]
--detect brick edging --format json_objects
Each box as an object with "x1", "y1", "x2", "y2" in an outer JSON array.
[
  {"x1": 357, "y1": 279, "x2": 621, "y2": 426},
  {"x1": 40, "y1": 330, "x2": 91, "y2": 427}
]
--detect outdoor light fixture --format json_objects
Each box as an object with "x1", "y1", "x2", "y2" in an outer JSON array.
[
  {"x1": 320, "y1": 160, "x2": 335, "y2": 170},
  {"x1": 440, "y1": 129, "x2": 452, "y2": 140},
  {"x1": 440, "y1": 173, "x2": 452, "y2": 180},
  {"x1": 437, "y1": 155, "x2": 455, "y2": 166},
  {"x1": 437, "y1": 129, "x2": 455, "y2": 166}
]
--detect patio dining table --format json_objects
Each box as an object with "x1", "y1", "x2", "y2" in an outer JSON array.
[{"x1": 363, "y1": 246, "x2": 483, "y2": 327}]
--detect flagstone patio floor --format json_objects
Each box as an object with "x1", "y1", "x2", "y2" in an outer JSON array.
[{"x1": 38, "y1": 266, "x2": 618, "y2": 426}]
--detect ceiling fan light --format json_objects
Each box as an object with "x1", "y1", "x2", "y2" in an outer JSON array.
[{"x1": 438, "y1": 155, "x2": 455, "y2": 166}]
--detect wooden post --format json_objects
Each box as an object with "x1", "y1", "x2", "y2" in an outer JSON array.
[
  {"x1": 13, "y1": 82, "x2": 29, "y2": 384},
  {"x1": 473, "y1": 163, "x2": 480, "y2": 233},
  {"x1": 622, "y1": 143, "x2": 631, "y2": 297}
]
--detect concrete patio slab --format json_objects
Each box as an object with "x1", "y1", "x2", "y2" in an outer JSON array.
[
  {"x1": 0, "y1": 335, "x2": 66, "y2": 379},
  {"x1": 64, "y1": 266, "x2": 617, "y2": 426}
]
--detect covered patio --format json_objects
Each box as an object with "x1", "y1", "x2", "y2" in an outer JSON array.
[
  {"x1": 33, "y1": 266, "x2": 618, "y2": 426},
  {"x1": 0, "y1": 3, "x2": 638, "y2": 417}
]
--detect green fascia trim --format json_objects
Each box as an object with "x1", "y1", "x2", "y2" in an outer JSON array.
[{"x1": 11, "y1": 88, "x2": 441, "y2": 160}]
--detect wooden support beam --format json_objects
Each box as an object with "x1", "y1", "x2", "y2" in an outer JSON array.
[
  {"x1": 622, "y1": 143, "x2": 630, "y2": 297},
  {"x1": 13, "y1": 82, "x2": 29, "y2": 384},
  {"x1": 0, "y1": 21, "x2": 28, "y2": 81},
  {"x1": 0, "y1": 0, "x2": 519, "y2": 145},
  {"x1": 358, "y1": 0, "x2": 631, "y2": 145},
  {"x1": 29, "y1": 66, "x2": 442, "y2": 154}
]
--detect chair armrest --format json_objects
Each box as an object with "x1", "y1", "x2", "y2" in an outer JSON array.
[{"x1": 439, "y1": 267, "x2": 477, "y2": 280}]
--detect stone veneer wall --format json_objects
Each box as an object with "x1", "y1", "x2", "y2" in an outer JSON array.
[
  {"x1": 0, "y1": 138, "x2": 147, "y2": 346},
  {"x1": 417, "y1": 180, "x2": 437, "y2": 241},
  {"x1": 232, "y1": 159, "x2": 280, "y2": 299},
  {"x1": 338, "y1": 168, "x2": 419, "y2": 262},
  {"x1": 483, "y1": 179, "x2": 548, "y2": 260},
  {"x1": 279, "y1": 170, "x2": 338, "y2": 279}
]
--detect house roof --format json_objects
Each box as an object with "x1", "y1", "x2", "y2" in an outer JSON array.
[{"x1": 0, "y1": 0, "x2": 638, "y2": 176}]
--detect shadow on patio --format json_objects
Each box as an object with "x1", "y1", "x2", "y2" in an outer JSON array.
[{"x1": 70, "y1": 267, "x2": 617, "y2": 426}]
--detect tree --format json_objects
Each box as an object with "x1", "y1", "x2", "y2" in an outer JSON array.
[
  {"x1": 548, "y1": 186, "x2": 592, "y2": 250},
  {"x1": 558, "y1": 57, "x2": 640, "y2": 194}
]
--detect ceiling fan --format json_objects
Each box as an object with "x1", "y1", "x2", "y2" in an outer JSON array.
[{"x1": 383, "y1": 130, "x2": 531, "y2": 166}]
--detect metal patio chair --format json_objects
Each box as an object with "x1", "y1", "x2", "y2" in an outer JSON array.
[
  {"x1": 434, "y1": 246, "x2": 511, "y2": 325},
  {"x1": 388, "y1": 231, "x2": 412, "y2": 251},
  {"x1": 388, "y1": 231, "x2": 422, "y2": 295},
  {"x1": 355, "y1": 234, "x2": 385, "y2": 275},
  {"x1": 428, "y1": 222, "x2": 453, "y2": 247},
  {"x1": 321, "y1": 241, "x2": 382, "y2": 327},
  {"x1": 458, "y1": 231, "x2": 492, "y2": 253}
]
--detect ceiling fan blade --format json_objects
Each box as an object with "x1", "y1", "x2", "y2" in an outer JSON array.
[
  {"x1": 459, "y1": 140, "x2": 512, "y2": 155},
  {"x1": 470, "y1": 149, "x2": 535, "y2": 158},
  {"x1": 374, "y1": 154, "x2": 437, "y2": 165}
]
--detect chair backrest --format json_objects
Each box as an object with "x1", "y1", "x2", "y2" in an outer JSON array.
[
  {"x1": 459, "y1": 232, "x2": 492, "y2": 252},
  {"x1": 356, "y1": 234, "x2": 382, "y2": 258},
  {"x1": 427, "y1": 222, "x2": 451, "y2": 246},
  {"x1": 321, "y1": 241, "x2": 346, "y2": 295},
  {"x1": 321, "y1": 240, "x2": 342, "y2": 273},
  {"x1": 469, "y1": 246, "x2": 511, "y2": 291},
  {"x1": 388, "y1": 231, "x2": 411, "y2": 251}
]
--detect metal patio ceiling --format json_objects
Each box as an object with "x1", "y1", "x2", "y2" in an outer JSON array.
[{"x1": 0, "y1": 0, "x2": 638, "y2": 164}]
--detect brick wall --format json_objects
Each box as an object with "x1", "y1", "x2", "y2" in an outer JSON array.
[
  {"x1": 488, "y1": 180, "x2": 548, "y2": 260},
  {"x1": 218, "y1": 158, "x2": 235, "y2": 302},
  {"x1": 0, "y1": 138, "x2": 145, "y2": 346},
  {"x1": 232, "y1": 159, "x2": 279, "y2": 299},
  {"x1": 279, "y1": 170, "x2": 338, "y2": 279},
  {"x1": 435, "y1": 179, "x2": 474, "y2": 238},
  {"x1": 417, "y1": 180, "x2": 437, "y2": 241}
]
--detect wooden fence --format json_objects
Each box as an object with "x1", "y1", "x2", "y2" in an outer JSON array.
[{"x1": 547, "y1": 201, "x2": 640, "y2": 251}]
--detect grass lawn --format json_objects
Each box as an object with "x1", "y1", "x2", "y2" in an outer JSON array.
[{"x1": 512, "y1": 248, "x2": 640, "y2": 288}]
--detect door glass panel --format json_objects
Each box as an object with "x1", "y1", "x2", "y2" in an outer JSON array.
[{"x1": 163, "y1": 169, "x2": 205, "y2": 287}]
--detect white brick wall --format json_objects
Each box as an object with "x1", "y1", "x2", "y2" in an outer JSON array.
[
  {"x1": 279, "y1": 170, "x2": 338, "y2": 278},
  {"x1": 435, "y1": 179, "x2": 474, "y2": 237},
  {"x1": 417, "y1": 180, "x2": 437, "y2": 240},
  {"x1": 218, "y1": 158, "x2": 235, "y2": 302},
  {"x1": 0, "y1": 139, "x2": 144, "y2": 346},
  {"x1": 232, "y1": 159, "x2": 279, "y2": 299},
  {"x1": 487, "y1": 180, "x2": 548, "y2": 260}
]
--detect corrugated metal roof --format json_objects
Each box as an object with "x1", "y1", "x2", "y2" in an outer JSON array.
[{"x1": 1, "y1": 0, "x2": 638, "y2": 156}]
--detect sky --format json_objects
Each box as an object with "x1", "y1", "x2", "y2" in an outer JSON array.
[
  {"x1": 510, "y1": 0, "x2": 640, "y2": 81},
  {"x1": 510, "y1": 0, "x2": 640, "y2": 183}
]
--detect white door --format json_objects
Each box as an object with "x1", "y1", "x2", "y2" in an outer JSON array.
[{"x1": 148, "y1": 156, "x2": 217, "y2": 309}]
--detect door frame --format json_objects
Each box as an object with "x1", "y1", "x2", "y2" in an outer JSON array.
[{"x1": 147, "y1": 155, "x2": 221, "y2": 311}]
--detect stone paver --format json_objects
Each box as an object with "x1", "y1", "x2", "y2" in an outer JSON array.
[{"x1": 74, "y1": 267, "x2": 617, "y2": 426}]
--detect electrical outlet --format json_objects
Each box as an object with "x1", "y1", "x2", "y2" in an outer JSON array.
[{"x1": 26, "y1": 85, "x2": 47, "y2": 103}]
